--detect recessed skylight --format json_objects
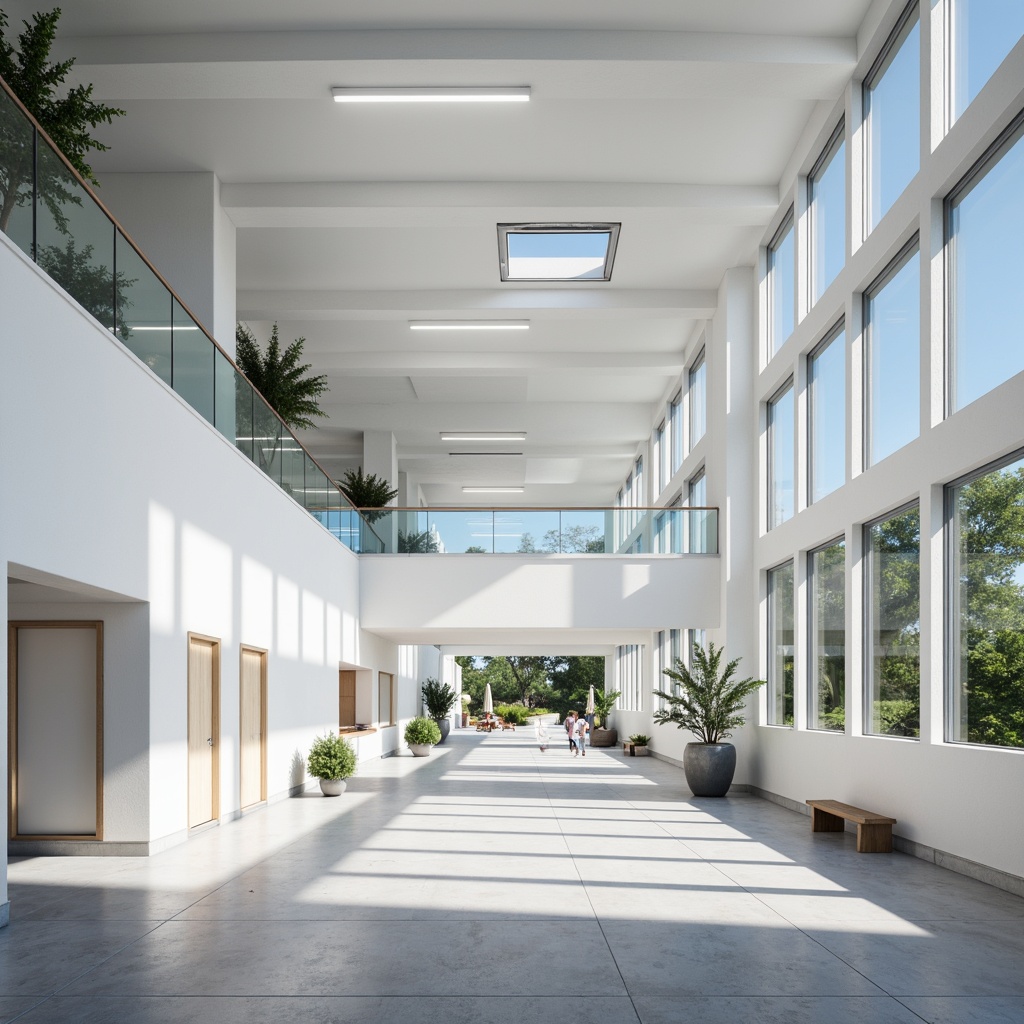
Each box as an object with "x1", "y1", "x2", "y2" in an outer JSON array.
[
  {"x1": 332, "y1": 87, "x2": 529, "y2": 103},
  {"x1": 410, "y1": 320, "x2": 529, "y2": 330},
  {"x1": 498, "y1": 223, "x2": 620, "y2": 282},
  {"x1": 441, "y1": 432, "x2": 527, "y2": 442}
]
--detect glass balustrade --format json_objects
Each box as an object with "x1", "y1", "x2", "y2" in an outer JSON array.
[
  {"x1": 0, "y1": 76, "x2": 384, "y2": 554},
  {"x1": 355, "y1": 507, "x2": 718, "y2": 555}
]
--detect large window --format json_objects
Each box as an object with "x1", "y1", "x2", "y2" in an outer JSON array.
[
  {"x1": 948, "y1": 452, "x2": 1024, "y2": 749},
  {"x1": 767, "y1": 561, "x2": 795, "y2": 726},
  {"x1": 689, "y1": 348, "x2": 706, "y2": 448},
  {"x1": 864, "y1": 3, "x2": 920, "y2": 232},
  {"x1": 768, "y1": 211, "x2": 795, "y2": 357},
  {"x1": 809, "y1": 540, "x2": 846, "y2": 731},
  {"x1": 865, "y1": 245, "x2": 920, "y2": 466},
  {"x1": 767, "y1": 381, "x2": 795, "y2": 529},
  {"x1": 951, "y1": 0, "x2": 1024, "y2": 122},
  {"x1": 653, "y1": 421, "x2": 665, "y2": 496},
  {"x1": 809, "y1": 123, "x2": 846, "y2": 303},
  {"x1": 669, "y1": 391, "x2": 683, "y2": 476},
  {"x1": 808, "y1": 324, "x2": 846, "y2": 503},
  {"x1": 947, "y1": 120, "x2": 1024, "y2": 413},
  {"x1": 687, "y1": 469, "x2": 707, "y2": 553},
  {"x1": 617, "y1": 644, "x2": 642, "y2": 711},
  {"x1": 865, "y1": 505, "x2": 920, "y2": 737}
]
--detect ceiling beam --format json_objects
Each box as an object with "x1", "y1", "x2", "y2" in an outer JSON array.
[
  {"x1": 237, "y1": 288, "x2": 717, "y2": 319},
  {"x1": 290, "y1": 351, "x2": 687, "y2": 375}
]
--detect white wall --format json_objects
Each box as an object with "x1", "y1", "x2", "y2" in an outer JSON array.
[{"x1": 0, "y1": 233, "x2": 405, "y2": 850}]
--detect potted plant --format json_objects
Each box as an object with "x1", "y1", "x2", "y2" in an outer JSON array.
[
  {"x1": 589, "y1": 689, "x2": 621, "y2": 747},
  {"x1": 421, "y1": 677, "x2": 457, "y2": 743},
  {"x1": 339, "y1": 466, "x2": 398, "y2": 524},
  {"x1": 307, "y1": 732, "x2": 357, "y2": 796},
  {"x1": 625, "y1": 733, "x2": 651, "y2": 756},
  {"x1": 652, "y1": 641, "x2": 765, "y2": 797},
  {"x1": 404, "y1": 716, "x2": 442, "y2": 756}
]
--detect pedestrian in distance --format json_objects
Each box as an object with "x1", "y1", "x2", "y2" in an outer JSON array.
[
  {"x1": 565, "y1": 711, "x2": 578, "y2": 755},
  {"x1": 575, "y1": 713, "x2": 589, "y2": 756}
]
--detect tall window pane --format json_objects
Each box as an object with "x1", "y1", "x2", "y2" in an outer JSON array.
[
  {"x1": 949, "y1": 453, "x2": 1024, "y2": 748},
  {"x1": 952, "y1": 0, "x2": 1024, "y2": 122},
  {"x1": 687, "y1": 469, "x2": 706, "y2": 553},
  {"x1": 653, "y1": 422, "x2": 664, "y2": 496},
  {"x1": 768, "y1": 382, "x2": 795, "y2": 528},
  {"x1": 809, "y1": 540, "x2": 846, "y2": 731},
  {"x1": 866, "y1": 506, "x2": 920, "y2": 737},
  {"x1": 948, "y1": 125, "x2": 1024, "y2": 412},
  {"x1": 768, "y1": 561, "x2": 795, "y2": 726},
  {"x1": 865, "y1": 247, "x2": 919, "y2": 465},
  {"x1": 865, "y1": 6, "x2": 920, "y2": 232},
  {"x1": 810, "y1": 125, "x2": 846, "y2": 302},
  {"x1": 689, "y1": 348, "x2": 706, "y2": 447},
  {"x1": 809, "y1": 325, "x2": 846, "y2": 503},
  {"x1": 768, "y1": 211, "x2": 795, "y2": 356},
  {"x1": 670, "y1": 391, "x2": 683, "y2": 475}
]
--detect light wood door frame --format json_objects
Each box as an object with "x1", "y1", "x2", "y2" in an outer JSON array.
[
  {"x1": 339, "y1": 669, "x2": 357, "y2": 729},
  {"x1": 8, "y1": 621, "x2": 104, "y2": 842},
  {"x1": 187, "y1": 632, "x2": 220, "y2": 829},
  {"x1": 239, "y1": 645, "x2": 267, "y2": 809}
]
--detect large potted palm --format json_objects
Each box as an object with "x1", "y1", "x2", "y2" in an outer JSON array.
[
  {"x1": 588, "y1": 689, "x2": 621, "y2": 747},
  {"x1": 652, "y1": 642, "x2": 765, "y2": 797},
  {"x1": 421, "y1": 677, "x2": 457, "y2": 744}
]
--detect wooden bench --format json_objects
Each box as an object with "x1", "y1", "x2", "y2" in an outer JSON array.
[{"x1": 806, "y1": 799, "x2": 896, "y2": 853}]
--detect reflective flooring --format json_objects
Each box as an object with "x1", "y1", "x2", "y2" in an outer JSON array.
[{"x1": 3, "y1": 730, "x2": 1024, "y2": 1023}]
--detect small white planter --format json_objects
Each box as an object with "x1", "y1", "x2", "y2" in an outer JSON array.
[
  {"x1": 319, "y1": 778, "x2": 347, "y2": 796},
  {"x1": 409, "y1": 743, "x2": 434, "y2": 757}
]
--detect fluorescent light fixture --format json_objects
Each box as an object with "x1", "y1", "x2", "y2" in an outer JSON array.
[
  {"x1": 449, "y1": 452, "x2": 523, "y2": 457},
  {"x1": 130, "y1": 325, "x2": 200, "y2": 331},
  {"x1": 332, "y1": 87, "x2": 529, "y2": 104},
  {"x1": 441, "y1": 432, "x2": 527, "y2": 442},
  {"x1": 462, "y1": 486, "x2": 525, "y2": 494},
  {"x1": 409, "y1": 320, "x2": 529, "y2": 331}
]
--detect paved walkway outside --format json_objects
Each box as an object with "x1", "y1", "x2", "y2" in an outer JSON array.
[{"x1": 2, "y1": 729, "x2": 1024, "y2": 1023}]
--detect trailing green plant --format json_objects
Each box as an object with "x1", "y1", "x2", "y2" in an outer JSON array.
[
  {"x1": 421, "y1": 677, "x2": 457, "y2": 719},
  {"x1": 340, "y1": 467, "x2": 399, "y2": 524},
  {"x1": 0, "y1": 7, "x2": 125, "y2": 232},
  {"x1": 628, "y1": 734, "x2": 651, "y2": 746},
  {"x1": 495, "y1": 704, "x2": 529, "y2": 725},
  {"x1": 307, "y1": 733, "x2": 357, "y2": 780},
  {"x1": 652, "y1": 641, "x2": 766, "y2": 744},
  {"x1": 235, "y1": 322, "x2": 328, "y2": 431},
  {"x1": 591, "y1": 689, "x2": 621, "y2": 728},
  {"x1": 404, "y1": 716, "x2": 441, "y2": 746}
]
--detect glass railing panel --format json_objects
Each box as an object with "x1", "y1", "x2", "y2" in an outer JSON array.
[
  {"x1": 304, "y1": 458, "x2": 327, "y2": 513},
  {"x1": 233, "y1": 369, "x2": 255, "y2": 463},
  {"x1": 0, "y1": 85, "x2": 35, "y2": 257},
  {"x1": 493, "y1": 510, "x2": 559, "y2": 553},
  {"x1": 213, "y1": 346, "x2": 237, "y2": 445},
  {"x1": 558, "y1": 508, "x2": 609, "y2": 553},
  {"x1": 115, "y1": 231, "x2": 172, "y2": 384},
  {"x1": 171, "y1": 298, "x2": 214, "y2": 423},
  {"x1": 252, "y1": 392, "x2": 283, "y2": 486},
  {"x1": 36, "y1": 141, "x2": 115, "y2": 332},
  {"x1": 279, "y1": 433, "x2": 305, "y2": 503}
]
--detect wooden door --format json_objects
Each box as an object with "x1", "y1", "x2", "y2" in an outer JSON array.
[
  {"x1": 187, "y1": 635, "x2": 219, "y2": 828},
  {"x1": 239, "y1": 647, "x2": 266, "y2": 809},
  {"x1": 339, "y1": 670, "x2": 356, "y2": 728}
]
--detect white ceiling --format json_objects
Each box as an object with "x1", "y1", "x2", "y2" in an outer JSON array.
[{"x1": 7, "y1": 0, "x2": 875, "y2": 505}]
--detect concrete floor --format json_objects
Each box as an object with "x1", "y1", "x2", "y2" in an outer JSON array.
[{"x1": 2, "y1": 730, "x2": 1024, "y2": 1024}]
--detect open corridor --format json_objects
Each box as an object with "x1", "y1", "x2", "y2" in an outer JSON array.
[{"x1": 3, "y1": 732, "x2": 1024, "y2": 1024}]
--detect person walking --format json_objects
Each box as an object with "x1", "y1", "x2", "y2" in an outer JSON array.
[
  {"x1": 575, "y1": 713, "x2": 589, "y2": 756},
  {"x1": 565, "y1": 711, "x2": 578, "y2": 755}
]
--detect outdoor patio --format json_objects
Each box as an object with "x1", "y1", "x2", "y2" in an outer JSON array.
[{"x1": 2, "y1": 729, "x2": 1023, "y2": 1023}]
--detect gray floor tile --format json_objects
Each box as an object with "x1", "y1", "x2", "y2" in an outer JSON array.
[
  {"x1": 899, "y1": 997, "x2": 1024, "y2": 1023},
  {"x1": 633, "y1": 995, "x2": 923, "y2": 1023}
]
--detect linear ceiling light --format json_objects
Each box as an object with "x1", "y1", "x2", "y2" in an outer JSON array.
[
  {"x1": 332, "y1": 87, "x2": 529, "y2": 103},
  {"x1": 462, "y1": 486, "x2": 525, "y2": 494},
  {"x1": 441, "y1": 432, "x2": 527, "y2": 442},
  {"x1": 410, "y1": 320, "x2": 529, "y2": 330}
]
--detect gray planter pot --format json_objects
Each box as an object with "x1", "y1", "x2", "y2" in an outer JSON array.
[
  {"x1": 409, "y1": 743, "x2": 433, "y2": 757},
  {"x1": 319, "y1": 778, "x2": 347, "y2": 796},
  {"x1": 433, "y1": 718, "x2": 451, "y2": 744},
  {"x1": 683, "y1": 742, "x2": 736, "y2": 797}
]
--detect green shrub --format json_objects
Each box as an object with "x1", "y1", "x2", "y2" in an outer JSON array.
[
  {"x1": 422, "y1": 678, "x2": 458, "y2": 718},
  {"x1": 307, "y1": 733, "x2": 357, "y2": 780},
  {"x1": 404, "y1": 716, "x2": 442, "y2": 746},
  {"x1": 526, "y1": 707, "x2": 549, "y2": 717},
  {"x1": 495, "y1": 704, "x2": 529, "y2": 725},
  {"x1": 628, "y1": 734, "x2": 651, "y2": 746}
]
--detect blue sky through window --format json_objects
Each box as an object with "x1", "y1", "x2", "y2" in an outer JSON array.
[{"x1": 503, "y1": 227, "x2": 617, "y2": 280}]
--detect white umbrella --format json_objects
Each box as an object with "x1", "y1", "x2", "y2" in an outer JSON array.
[
  {"x1": 483, "y1": 683, "x2": 494, "y2": 715},
  {"x1": 586, "y1": 685, "x2": 596, "y2": 716}
]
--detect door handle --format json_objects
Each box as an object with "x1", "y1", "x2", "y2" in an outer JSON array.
[{"x1": 207, "y1": 737, "x2": 213, "y2": 746}]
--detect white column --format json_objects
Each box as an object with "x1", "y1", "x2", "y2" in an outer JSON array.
[
  {"x1": 96, "y1": 172, "x2": 237, "y2": 352},
  {"x1": 363, "y1": 431, "x2": 398, "y2": 490}
]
